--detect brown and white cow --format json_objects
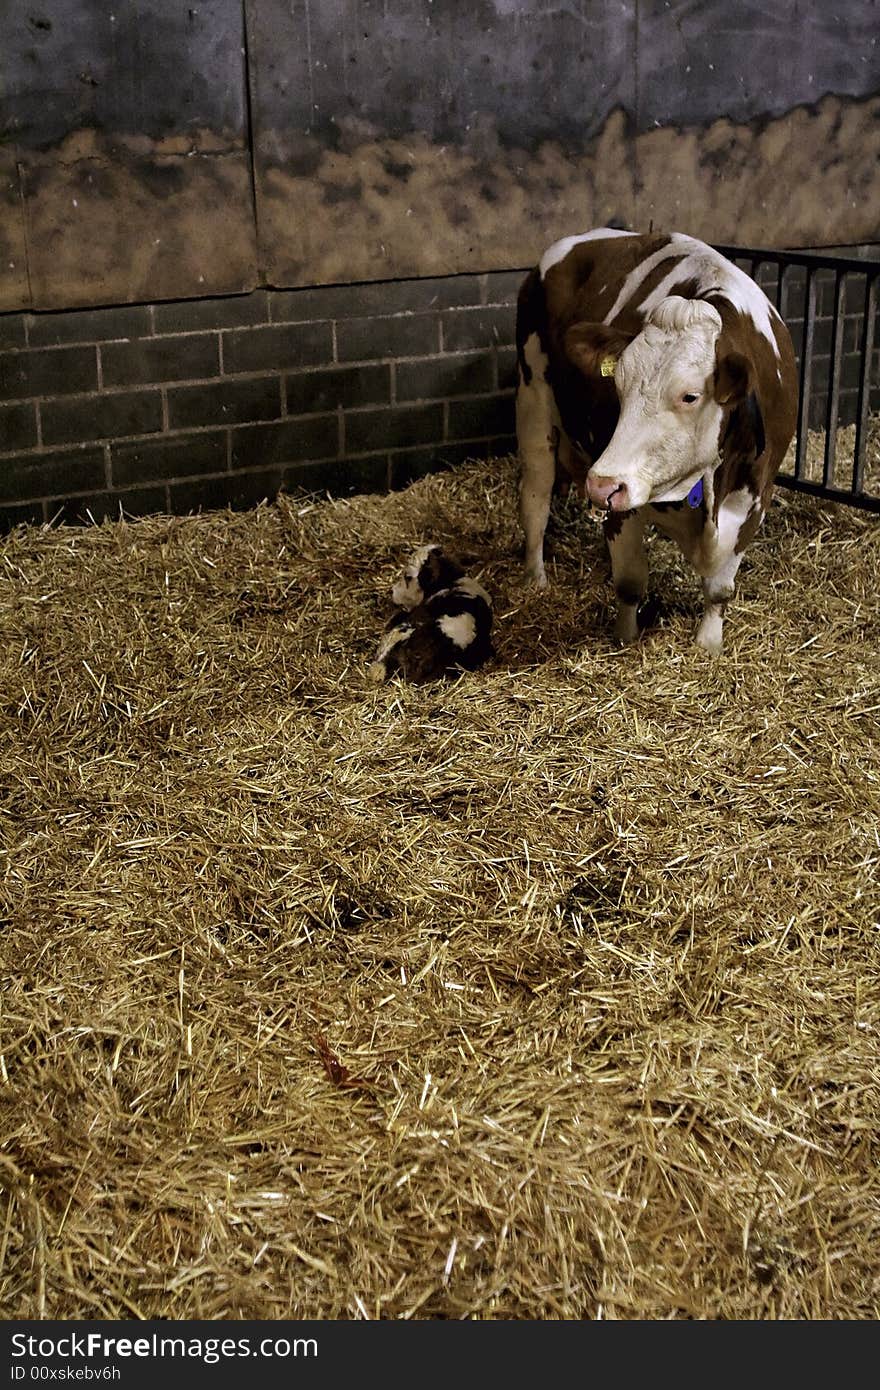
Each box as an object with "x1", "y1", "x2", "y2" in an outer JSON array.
[{"x1": 516, "y1": 228, "x2": 798, "y2": 652}]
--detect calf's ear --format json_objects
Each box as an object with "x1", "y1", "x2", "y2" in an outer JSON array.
[
  {"x1": 713, "y1": 350, "x2": 752, "y2": 404},
  {"x1": 424, "y1": 548, "x2": 464, "y2": 592},
  {"x1": 563, "y1": 322, "x2": 633, "y2": 379}
]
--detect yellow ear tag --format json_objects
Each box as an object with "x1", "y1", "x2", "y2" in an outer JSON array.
[{"x1": 600, "y1": 355, "x2": 617, "y2": 378}]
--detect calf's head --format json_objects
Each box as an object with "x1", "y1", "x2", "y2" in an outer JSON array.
[
  {"x1": 391, "y1": 543, "x2": 465, "y2": 609},
  {"x1": 565, "y1": 297, "x2": 761, "y2": 512}
]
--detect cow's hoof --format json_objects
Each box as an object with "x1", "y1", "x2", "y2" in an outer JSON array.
[
  {"x1": 636, "y1": 595, "x2": 662, "y2": 632},
  {"x1": 614, "y1": 608, "x2": 639, "y2": 645},
  {"x1": 696, "y1": 612, "x2": 724, "y2": 654}
]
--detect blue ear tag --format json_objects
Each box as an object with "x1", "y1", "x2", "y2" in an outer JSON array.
[{"x1": 687, "y1": 479, "x2": 704, "y2": 508}]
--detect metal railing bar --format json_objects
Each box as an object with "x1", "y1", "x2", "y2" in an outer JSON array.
[
  {"x1": 852, "y1": 273, "x2": 878, "y2": 496},
  {"x1": 776, "y1": 474, "x2": 880, "y2": 513},
  {"x1": 715, "y1": 243, "x2": 880, "y2": 277},
  {"x1": 822, "y1": 271, "x2": 846, "y2": 488},
  {"x1": 795, "y1": 268, "x2": 816, "y2": 481}
]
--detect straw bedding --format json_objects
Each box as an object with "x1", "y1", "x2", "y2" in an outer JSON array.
[{"x1": 1, "y1": 427, "x2": 878, "y2": 1321}]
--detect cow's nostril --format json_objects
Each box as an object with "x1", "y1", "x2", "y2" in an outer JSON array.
[
  {"x1": 606, "y1": 483, "x2": 626, "y2": 509},
  {"x1": 587, "y1": 473, "x2": 626, "y2": 507}
]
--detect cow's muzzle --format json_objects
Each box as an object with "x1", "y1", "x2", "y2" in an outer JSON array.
[{"x1": 587, "y1": 474, "x2": 630, "y2": 510}]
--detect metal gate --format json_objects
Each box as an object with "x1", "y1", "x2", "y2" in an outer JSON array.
[{"x1": 716, "y1": 245, "x2": 880, "y2": 514}]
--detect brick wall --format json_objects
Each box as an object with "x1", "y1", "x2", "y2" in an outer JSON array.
[
  {"x1": 1, "y1": 256, "x2": 878, "y2": 533},
  {"x1": 0, "y1": 271, "x2": 523, "y2": 532}
]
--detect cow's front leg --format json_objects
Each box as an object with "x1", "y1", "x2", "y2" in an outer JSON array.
[
  {"x1": 517, "y1": 334, "x2": 559, "y2": 588},
  {"x1": 696, "y1": 551, "x2": 743, "y2": 654},
  {"x1": 605, "y1": 509, "x2": 647, "y2": 644}
]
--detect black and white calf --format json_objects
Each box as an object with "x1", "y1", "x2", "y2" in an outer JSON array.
[{"x1": 369, "y1": 544, "x2": 494, "y2": 683}]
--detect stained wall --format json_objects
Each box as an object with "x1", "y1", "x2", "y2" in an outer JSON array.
[
  {"x1": 2, "y1": 1, "x2": 879, "y2": 311},
  {"x1": 1, "y1": 1, "x2": 257, "y2": 311}
]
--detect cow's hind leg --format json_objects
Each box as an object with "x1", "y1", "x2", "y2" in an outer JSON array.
[
  {"x1": 517, "y1": 333, "x2": 559, "y2": 588},
  {"x1": 696, "y1": 552, "x2": 743, "y2": 655},
  {"x1": 605, "y1": 510, "x2": 647, "y2": 644}
]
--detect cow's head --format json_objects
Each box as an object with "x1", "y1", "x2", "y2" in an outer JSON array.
[{"x1": 565, "y1": 296, "x2": 763, "y2": 511}]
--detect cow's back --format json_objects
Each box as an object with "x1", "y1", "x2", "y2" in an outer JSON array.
[{"x1": 541, "y1": 231, "x2": 678, "y2": 338}]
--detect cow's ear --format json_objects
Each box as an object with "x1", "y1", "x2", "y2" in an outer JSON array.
[
  {"x1": 721, "y1": 391, "x2": 766, "y2": 464},
  {"x1": 564, "y1": 322, "x2": 633, "y2": 379},
  {"x1": 714, "y1": 350, "x2": 752, "y2": 405}
]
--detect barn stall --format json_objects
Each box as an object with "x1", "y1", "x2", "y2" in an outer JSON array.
[{"x1": 1, "y1": 0, "x2": 879, "y2": 1323}]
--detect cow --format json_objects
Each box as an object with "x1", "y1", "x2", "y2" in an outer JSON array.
[{"x1": 516, "y1": 228, "x2": 798, "y2": 652}]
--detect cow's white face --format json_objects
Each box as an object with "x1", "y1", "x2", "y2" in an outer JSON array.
[{"x1": 586, "y1": 297, "x2": 726, "y2": 511}]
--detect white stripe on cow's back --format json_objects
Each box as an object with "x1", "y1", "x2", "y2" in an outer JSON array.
[
  {"x1": 603, "y1": 233, "x2": 782, "y2": 357},
  {"x1": 539, "y1": 227, "x2": 636, "y2": 279}
]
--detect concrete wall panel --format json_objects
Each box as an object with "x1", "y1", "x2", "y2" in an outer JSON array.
[
  {"x1": 247, "y1": 0, "x2": 880, "y2": 286},
  {"x1": 0, "y1": 0, "x2": 258, "y2": 309},
  {"x1": 1, "y1": 0, "x2": 878, "y2": 307}
]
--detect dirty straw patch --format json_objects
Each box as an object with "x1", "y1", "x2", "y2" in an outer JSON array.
[{"x1": 0, "y1": 450, "x2": 878, "y2": 1321}]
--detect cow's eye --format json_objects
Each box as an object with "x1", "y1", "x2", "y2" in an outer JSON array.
[{"x1": 680, "y1": 392, "x2": 700, "y2": 405}]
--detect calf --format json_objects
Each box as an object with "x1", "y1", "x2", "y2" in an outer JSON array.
[
  {"x1": 369, "y1": 544, "x2": 494, "y2": 683},
  {"x1": 516, "y1": 228, "x2": 798, "y2": 652}
]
